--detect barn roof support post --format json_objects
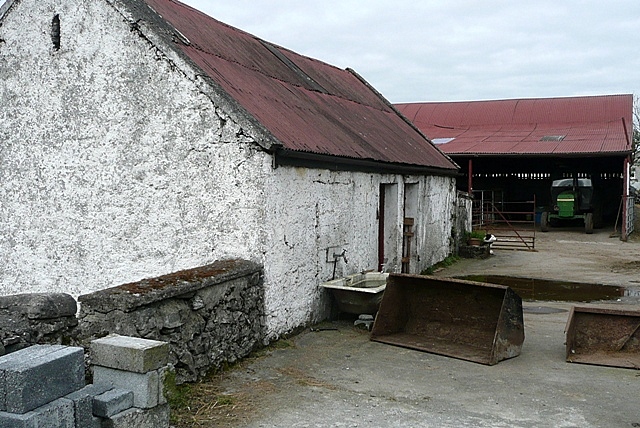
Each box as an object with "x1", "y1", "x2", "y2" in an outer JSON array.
[{"x1": 468, "y1": 158, "x2": 473, "y2": 196}]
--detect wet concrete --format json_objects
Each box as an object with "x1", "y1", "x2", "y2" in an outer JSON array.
[
  {"x1": 454, "y1": 275, "x2": 626, "y2": 302},
  {"x1": 206, "y1": 228, "x2": 640, "y2": 427}
]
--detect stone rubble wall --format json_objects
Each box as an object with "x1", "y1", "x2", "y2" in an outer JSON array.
[
  {"x1": 0, "y1": 293, "x2": 79, "y2": 355},
  {"x1": 0, "y1": 259, "x2": 265, "y2": 384}
]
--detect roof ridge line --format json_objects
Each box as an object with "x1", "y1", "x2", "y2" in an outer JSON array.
[{"x1": 184, "y1": 42, "x2": 392, "y2": 113}]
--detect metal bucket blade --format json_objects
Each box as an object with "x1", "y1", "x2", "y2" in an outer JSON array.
[
  {"x1": 566, "y1": 306, "x2": 640, "y2": 369},
  {"x1": 370, "y1": 274, "x2": 524, "y2": 365}
]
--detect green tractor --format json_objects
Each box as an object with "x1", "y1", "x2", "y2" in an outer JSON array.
[{"x1": 540, "y1": 178, "x2": 595, "y2": 234}]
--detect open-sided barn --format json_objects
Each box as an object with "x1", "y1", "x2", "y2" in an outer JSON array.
[{"x1": 396, "y1": 95, "x2": 634, "y2": 238}]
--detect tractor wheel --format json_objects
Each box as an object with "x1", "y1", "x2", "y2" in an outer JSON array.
[
  {"x1": 541, "y1": 212, "x2": 549, "y2": 232},
  {"x1": 585, "y1": 212, "x2": 594, "y2": 234}
]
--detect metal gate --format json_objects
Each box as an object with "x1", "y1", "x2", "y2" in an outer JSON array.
[
  {"x1": 625, "y1": 195, "x2": 635, "y2": 237},
  {"x1": 472, "y1": 191, "x2": 536, "y2": 251}
]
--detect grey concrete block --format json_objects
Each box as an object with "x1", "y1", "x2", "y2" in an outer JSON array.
[
  {"x1": 91, "y1": 335, "x2": 169, "y2": 373},
  {"x1": 0, "y1": 411, "x2": 37, "y2": 428},
  {"x1": 67, "y1": 391, "x2": 93, "y2": 428},
  {"x1": 0, "y1": 345, "x2": 66, "y2": 372},
  {"x1": 92, "y1": 388, "x2": 134, "y2": 418},
  {"x1": 64, "y1": 383, "x2": 113, "y2": 401},
  {"x1": 0, "y1": 345, "x2": 62, "y2": 411},
  {"x1": 0, "y1": 397, "x2": 75, "y2": 428},
  {"x1": 65, "y1": 383, "x2": 112, "y2": 427},
  {"x1": 101, "y1": 403, "x2": 170, "y2": 428},
  {"x1": 0, "y1": 411, "x2": 33, "y2": 428},
  {"x1": 93, "y1": 366, "x2": 159, "y2": 409},
  {"x1": 0, "y1": 345, "x2": 84, "y2": 413},
  {"x1": 157, "y1": 365, "x2": 175, "y2": 405}
]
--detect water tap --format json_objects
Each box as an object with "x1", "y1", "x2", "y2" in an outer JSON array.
[
  {"x1": 334, "y1": 249, "x2": 348, "y2": 264},
  {"x1": 380, "y1": 263, "x2": 396, "y2": 273}
]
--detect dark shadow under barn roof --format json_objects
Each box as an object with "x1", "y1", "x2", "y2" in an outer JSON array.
[
  {"x1": 395, "y1": 94, "x2": 633, "y2": 157},
  {"x1": 141, "y1": 0, "x2": 457, "y2": 174}
]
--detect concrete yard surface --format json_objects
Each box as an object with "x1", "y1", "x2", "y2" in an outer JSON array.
[
  {"x1": 198, "y1": 228, "x2": 640, "y2": 428},
  {"x1": 205, "y1": 302, "x2": 637, "y2": 428}
]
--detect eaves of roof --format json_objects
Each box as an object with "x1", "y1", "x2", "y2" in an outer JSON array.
[{"x1": 274, "y1": 147, "x2": 460, "y2": 177}]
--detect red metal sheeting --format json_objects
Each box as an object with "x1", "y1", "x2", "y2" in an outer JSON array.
[
  {"x1": 141, "y1": 0, "x2": 457, "y2": 171},
  {"x1": 395, "y1": 95, "x2": 633, "y2": 156}
]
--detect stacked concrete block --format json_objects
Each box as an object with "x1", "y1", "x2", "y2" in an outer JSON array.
[
  {"x1": 65, "y1": 383, "x2": 113, "y2": 428},
  {"x1": 99, "y1": 404, "x2": 170, "y2": 428},
  {"x1": 0, "y1": 335, "x2": 171, "y2": 427},
  {"x1": 92, "y1": 335, "x2": 170, "y2": 427},
  {"x1": 0, "y1": 345, "x2": 84, "y2": 413},
  {"x1": 0, "y1": 345, "x2": 84, "y2": 427},
  {"x1": 0, "y1": 397, "x2": 76, "y2": 428},
  {"x1": 92, "y1": 388, "x2": 134, "y2": 418}
]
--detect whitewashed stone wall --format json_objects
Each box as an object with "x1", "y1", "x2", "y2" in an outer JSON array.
[
  {"x1": 0, "y1": 0, "x2": 459, "y2": 339},
  {"x1": 0, "y1": 0, "x2": 270, "y2": 297},
  {"x1": 263, "y1": 168, "x2": 457, "y2": 335}
]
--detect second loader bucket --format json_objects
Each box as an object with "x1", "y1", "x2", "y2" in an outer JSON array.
[
  {"x1": 565, "y1": 305, "x2": 640, "y2": 369},
  {"x1": 370, "y1": 274, "x2": 524, "y2": 365}
]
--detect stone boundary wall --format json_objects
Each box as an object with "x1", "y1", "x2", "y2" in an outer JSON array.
[
  {"x1": 0, "y1": 259, "x2": 266, "y2": 384},
  {"x1": 0, "y1": 293, "x2": 79, "y2": 355}
]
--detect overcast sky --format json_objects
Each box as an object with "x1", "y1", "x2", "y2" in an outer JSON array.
[{"x1": 180, "y1": 0, "x2": 640, "y2": 104}]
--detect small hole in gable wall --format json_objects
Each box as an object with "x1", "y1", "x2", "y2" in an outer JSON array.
[{"x1": 51, "y1": 14, "x2": 60, "y2": 50}]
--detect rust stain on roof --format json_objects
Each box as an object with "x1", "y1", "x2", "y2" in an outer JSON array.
[
  {"x1": 141, "y1": 0, "x2": 457, "y2": 172},
  {"x1": 395, "y1": 95, "x2": 633, "y2": 157}
]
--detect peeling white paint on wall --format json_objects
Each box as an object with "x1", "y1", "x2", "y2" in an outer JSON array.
[
  {"x1": 263, "y1": 168, "x2": 457, "y2": 335},
  {"x1": 0, "y1": 0, "x2": 460, "y2": 338}
]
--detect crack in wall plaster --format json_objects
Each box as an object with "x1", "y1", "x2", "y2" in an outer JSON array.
[
  {"x1": 312, "y1": 179, "x2": 351, "y2": 186},
  {"x1": 283, "y1": 235, "x2": 295, "y2": 250}
]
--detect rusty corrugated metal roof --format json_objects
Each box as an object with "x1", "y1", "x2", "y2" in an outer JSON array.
[
  {"x1": 395, "y1": 95, "x2": 633, "y2": 156},
  {"x1": 140, "y1": 0, "x2": 457, "y2": 172}
]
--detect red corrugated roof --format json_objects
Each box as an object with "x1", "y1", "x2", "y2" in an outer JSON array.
[
  {"x1": 395, "y1": 95, "x2": 633, "y2": 156},
  {"x1": 141, "y1": 0, "x2": 457, "y2": 172}
]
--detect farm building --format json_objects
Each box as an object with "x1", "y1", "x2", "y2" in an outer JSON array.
[
  {"x1": 396, "y1": 95, "x2": 635, "y2": 239},
  {"x1": 0, "y1": 0, "x2": 460, "y2": 338}
]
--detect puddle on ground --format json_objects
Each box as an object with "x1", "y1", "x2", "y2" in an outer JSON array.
[
  {"x1": 455, "y1": 275, "x2": 626, "y2": 302},
  {"x1": 522, "y1": 306, "x2": 567, "y2": 314}
]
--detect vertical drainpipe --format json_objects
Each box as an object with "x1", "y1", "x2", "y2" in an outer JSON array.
[{"x1": 378, "y1": 184, "x2": 385, "y2": 271}]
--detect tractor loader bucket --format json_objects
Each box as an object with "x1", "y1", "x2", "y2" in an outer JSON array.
[
  {"x1": 370, "y1": 274, "x2": 524, "y2": 365},
  {"x1": 565, "y1": 305, "x2": 640, "y2": 369}
]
